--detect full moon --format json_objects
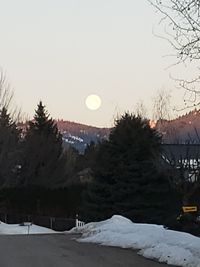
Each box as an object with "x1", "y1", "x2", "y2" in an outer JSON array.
[{"x1": 85, "y1": 94, "x2": 102, "y2": 110}]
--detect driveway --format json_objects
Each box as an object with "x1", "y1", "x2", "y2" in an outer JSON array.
[{"x1": 0, "y1": 233, "x2": 173, "y2": 267}]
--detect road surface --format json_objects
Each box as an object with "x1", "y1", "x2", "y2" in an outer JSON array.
[{"x1": 0, "y1": 233, "x2": 173, "y2": 267}]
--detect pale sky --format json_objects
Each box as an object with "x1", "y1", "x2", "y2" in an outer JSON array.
[{"x1": 0, "y1": 0, "x2": 186, "y2": 127}]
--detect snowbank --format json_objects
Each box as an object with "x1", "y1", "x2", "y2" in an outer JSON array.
[
  {"x1": 70, "y1": 215, "x2": 200, "y2": 267},
  {"x1": 0, "y1": 221, "x2": 56, "y2": 235}
]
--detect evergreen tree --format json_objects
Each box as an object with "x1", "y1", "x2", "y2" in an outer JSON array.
[
  {"x1": 21, "y1": 101, "x2": 64, "y2": 187},
  {"x1": 83, "y1": 113, "x2": 179, "y2": 224},
  {"x1": 0, "y1": 107, "x2": 20, "y2": 187},
  {"x1": 80, "y1": 141, "x2": 99, "y2": 170}
]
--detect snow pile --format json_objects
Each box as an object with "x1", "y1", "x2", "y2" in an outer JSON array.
[
  {"x1": 71, "y1": 215, "x2": 200, "y2": 267},
  {"x1": 0, "y1": 222, "x2": 56, "y2": 235}
]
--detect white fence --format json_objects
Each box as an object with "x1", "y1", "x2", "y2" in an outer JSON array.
[{"x1": 75, "y1": 215, "x2": 85, "y2": 228}]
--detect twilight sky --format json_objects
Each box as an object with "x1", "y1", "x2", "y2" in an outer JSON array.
[{"x1": 0, "y1": 0, "x2": 186, "y2": 127}]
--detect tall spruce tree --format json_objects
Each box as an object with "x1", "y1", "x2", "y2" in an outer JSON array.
[
  {"x1": 21, "y1": 101, "x2": 64, "y2": 187},
  {"x1": 0, "y1": 107, "x2": 20, "y2": 187},
  {"x1": 83, "y1": 113, "x2": 179, "y2": 224}
]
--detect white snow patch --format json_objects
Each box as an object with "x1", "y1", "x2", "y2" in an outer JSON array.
[
  {"x1": 0, "y1": 222, "x2": 56, "y2": 235},
  {"x1": 70, "y1": 215, "x2": 200, "y2": 267}
]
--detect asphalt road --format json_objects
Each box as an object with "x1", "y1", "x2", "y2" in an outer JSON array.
[{"x1": 0, "y1": 233, "x2": 172, "y2": 267}]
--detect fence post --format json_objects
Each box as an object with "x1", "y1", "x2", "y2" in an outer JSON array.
[
  {"x1": 28, "y1": 224, "x2": 30, "y2": 235},
  {"x1": 76, "y1": 214, "x2": 78, "y2": 228},
  {"x1": 50, "y1": 217, "x2": 54, "y2": 229},
  {"x1": 28, "y1": 215, "x2": 31, "y2": 222}
]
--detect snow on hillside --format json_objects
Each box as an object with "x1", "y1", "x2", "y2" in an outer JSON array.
[
  {"x1": 0, "y1": 222, "x2": 56, "y2": 235},
  {"x1": 70, "y1": 215, "x2": 200, "y2": 267},
  {"x1": 57, "y1": 120, "x2": 110, "y2": 153}
]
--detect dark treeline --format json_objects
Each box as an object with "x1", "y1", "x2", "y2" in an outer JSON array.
[
  {"x1": 0, "y1": 101, "x2": 86, "y2": 218},
  {"x1": 0, "y1": 101, "x2": 199, "y2": 233},
  {"x1": 81, "y1": 114, "x2": 180, "y2": 225}
]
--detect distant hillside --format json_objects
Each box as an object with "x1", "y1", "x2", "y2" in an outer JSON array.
[
  {"x1": 156, "y1": 109, "x2": 200, "y2": 144},
  {"x1": 20, "y1": 110, "x2": 200, "y2": 152},
  {"x1": 58, "y1": 112, "x2": 200, "y2": 150},
  {"x1": 56, "y1": 120, "x2": 110, "y2": 153}
]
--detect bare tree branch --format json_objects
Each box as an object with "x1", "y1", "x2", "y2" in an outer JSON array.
[
  {"x1": 135, "y1": 100, "x2": 147, "y2": 119},
  {"x1": 149, "y1": 0, "x2": 200, "y2": 61},
  {"x1": 149, "y1": 0, "x2": 200, "y2": 107},
  {"x1": 0, "y1": 70, "x2": 22, "y2": 123},
  {"x1": 153, "y1": 89, "x2": 172, "y2": 121}
]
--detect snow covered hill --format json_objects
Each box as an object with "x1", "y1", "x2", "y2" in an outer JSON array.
[
  {"x1": 56, "y1": 120, "x2": 110, "y2": 153},
  {"x1": 18, "y1": 109, "x2": 200, "y2": 152},
  {"x1": 70, "y1": 215, "x2": 200, "y2": 267}
]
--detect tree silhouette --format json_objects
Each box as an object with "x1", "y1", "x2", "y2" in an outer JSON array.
[
  {"x1": 0, "y1": 107, "x2": 20, "y2": 187},
  {"x1": 21, "y1": 101, "x2": 64, "y2": 187},
  {"x1": 83, "y1": 113, "x2": 179, "y2": 224}
]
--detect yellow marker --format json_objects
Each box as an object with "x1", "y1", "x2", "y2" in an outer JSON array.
[{"x1": 182, "y1": 206, "x2": 198, "y2": 213}]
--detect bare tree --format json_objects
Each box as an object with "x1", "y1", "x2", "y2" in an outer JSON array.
[
  {"x1": 149, "y1": 0, "x2": 200, "y2": 107},
  {"x1": 149, "y1": 0, "x2": 200, "y2": 62},
  {"x1": 0, "y1": 71, "x2": 13, "y2": 109},
  {"x1": 0, "y1": 70, "x2": 21, "y2": 122},
  {"x1": 153, "y1": 89, "x2": 172, "y2": 121},
  {"x1": 135, "y1": 100, "x2": 147, "y2": 118}
]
